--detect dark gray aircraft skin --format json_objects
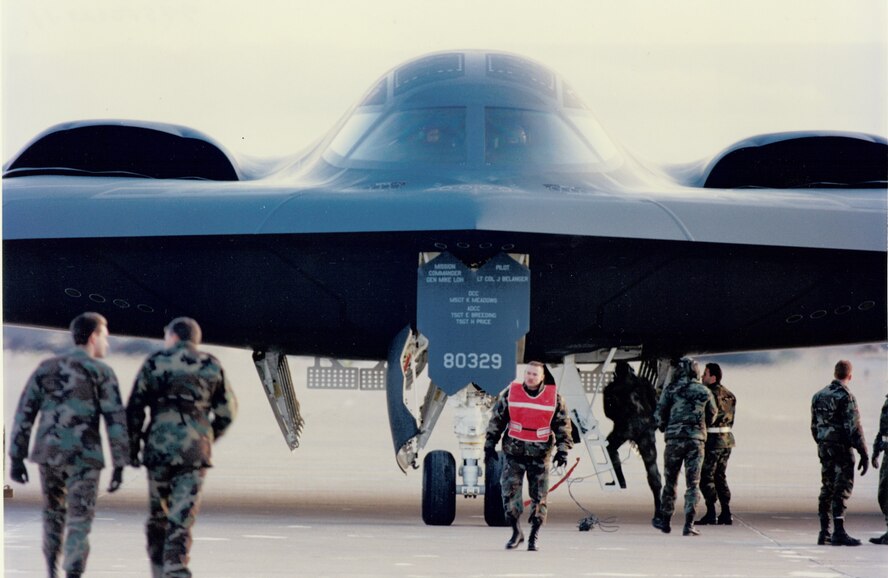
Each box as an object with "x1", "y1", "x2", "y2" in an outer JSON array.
[
  {"x1": 4, "y1": 50, "x2": 886, "y2": 365},
  {"x1": 4, "y1": 52, "x2": 887, "y2": 523}
]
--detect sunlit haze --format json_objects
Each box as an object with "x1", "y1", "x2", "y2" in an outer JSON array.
[
  {"x1": 3, "y1": 1, "x2": 886, "y2": 164},
  {"x1": 3, "y1": 6, "x2": 888, "y2": 572}
]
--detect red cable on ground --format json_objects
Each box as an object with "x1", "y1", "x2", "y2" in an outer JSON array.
[{"x1": 523, "y1": 457, "x2": 580, "y2": 507}]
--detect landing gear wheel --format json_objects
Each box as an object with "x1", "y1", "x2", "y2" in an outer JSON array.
[
  {"x1": 484, "y1": 451, "x2": 508, "y2": 527},
  {"x1": 421, "y1": 450, "x2": 456, "y2": 526}
]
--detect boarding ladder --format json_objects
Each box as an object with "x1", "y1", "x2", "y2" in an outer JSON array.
[{"x1": 552, "y1": 352, "x2": 619, "y2": 490}]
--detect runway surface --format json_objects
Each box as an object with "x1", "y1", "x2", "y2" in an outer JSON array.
[
  {"x1": 4, "y1": 337, "x2": 888, "y2": 576},
  {"x1": 4, "y1": 497, "x2": 887, "y2": 577}
]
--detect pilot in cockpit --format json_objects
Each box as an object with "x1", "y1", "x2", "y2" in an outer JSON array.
[
  {"x1": 487, "y1": 123, "x2": 530, "y2": 164},
  {"x1": 422, "y1": 126, "x2": 443, "y2": 144},
  {"x1": 412, "y1": 124, "x2": 460, "y2": 161},
  {"x1": 504, "y1": 125, "x2": 528, "y2": 147},
  {"x1": 358, "y1": 110, "x2": 466, "y2": 163}
]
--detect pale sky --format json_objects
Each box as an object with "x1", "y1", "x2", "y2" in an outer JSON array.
[{"x1": 3, "y1": 0, "x2": 887, "y2": 163}]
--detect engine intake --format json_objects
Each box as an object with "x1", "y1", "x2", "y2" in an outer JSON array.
[
  {"x1": 4, "y1": 121, "x2": 239, "y2": 181},
  {"x1": 703, "y1": 133, "x2": 887, "y2": 189}
]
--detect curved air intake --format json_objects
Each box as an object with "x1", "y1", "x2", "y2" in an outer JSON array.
[
  {"x1": 4, "y1": 124, "x2": 239, "y2": 181},
  {"x1": 703, "y1": 135, "x2": 887, "y2": 189}
]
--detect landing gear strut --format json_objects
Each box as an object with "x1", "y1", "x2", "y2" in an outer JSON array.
[{"x1": 419, "y1": 385, "x2": 503, "y2": 526}]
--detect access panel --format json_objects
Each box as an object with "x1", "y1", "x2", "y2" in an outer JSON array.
[{"x1": 417, "y1": 252, "x2": 530, "y2": 395}]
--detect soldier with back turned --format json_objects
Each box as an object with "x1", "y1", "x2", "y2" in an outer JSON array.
[
  {"x1": 8, "y1": 312, "x2": 130, "y2": 578},
  {"x1": 652, "y1": 358, "x2": 716, "y2": 537},
  {"x1": 810, "y1": 359, "x2": 868, "y2": 546},
  {"x1": 127, "y1": 317, "x2": 237, "y2": 577}
]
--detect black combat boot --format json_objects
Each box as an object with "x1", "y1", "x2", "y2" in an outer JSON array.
[
  {"x1": 817, "y1": 514, "x2": 831, "y2": 545},
  {"x1": 717, "y1": 503, "x2": 733, "y2": 525},
  {"x1": 505, "y1": 517, "x2": 524, "y2": 550},
  {"x1": 869, "y1": 531, "x2": 888, "y2": 545},
  {"x1": 527, "y1": 521, "x2": 541, "y2": 551},
  {"x1": 652, "y1": 512, "x2": 671, "y2": 534},
  {"x1": 830, "y1": 517, "x2": 861, "y2": 546},
  {"x1": 682, "y1": 513, "x2": 700, "y2": 536},
  {"x1": 46, "y1": 556, "x2": 59, "y2": 578},
  {"x1": 67, "y1": 573, "x2": 82, "y2": 578},
  {"x1": 696, "y1": 501, "x2": 717, "y2": 525}
]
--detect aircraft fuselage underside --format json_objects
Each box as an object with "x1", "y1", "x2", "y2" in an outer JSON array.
[{"x1": 4, "y1": 231, "x2": 884, "y2": 361}]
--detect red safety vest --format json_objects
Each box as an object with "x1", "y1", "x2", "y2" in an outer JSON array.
[{"x1": 507, "y1": 381, "x2": 557, "y2": 442}]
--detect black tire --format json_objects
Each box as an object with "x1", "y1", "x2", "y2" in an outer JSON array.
[
  {"x1": 421, "y1": 450, "x2": 456, "y2": 526},
  {"x1": 484, "y1": 451, "x2": 509, "y2": 526}
]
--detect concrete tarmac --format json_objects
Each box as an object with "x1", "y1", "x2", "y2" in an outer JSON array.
[
  {"x1": 5, "y1": 495, "x2": 887, "y2": 577},
  {"x1": 4, "y1": 337, "x2": 888, "y2": 576}
]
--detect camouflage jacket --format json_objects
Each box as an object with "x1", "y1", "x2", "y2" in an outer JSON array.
[
  {"x1": 127, "y1": 341, "x2": 237, "y2": 470},
  {"x1": 604, "y1": 372, "x2": 657, "y2": 429},
  {"x1": 656, "y1": 378, "x2": 717, "y2": 442},
  {"x1": 810, "y1": 380, "x2": 866, "y2": 455},
  {"x1": 704, "y1": 382, "x2": 736, "y2": 449},
  {"x1": 8, "y1": 347, "x2": 129, "y2": 469},
  {"x1": 871, "y1": 394, "x2": 888, "y2": 459},
  {"x1": 485, "y1": 384, "x2": 573, "y2": 459}
]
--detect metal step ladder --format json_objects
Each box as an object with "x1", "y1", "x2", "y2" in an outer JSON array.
[{"x1": 552, "y1": 352, "x2": 619, "y2": 490}]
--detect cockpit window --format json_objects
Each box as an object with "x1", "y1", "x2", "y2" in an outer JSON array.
[
  {"x1": 486, "y1": 54, "x2": 556, "y2": 97},
  {"x1": 327, "y1": 112, "x2": 381, "y2": 158},
  {"x1": 568, "y1": 113, "x2": 620, "y2": 163},
  {"x1": 395, "y1": 54, "x2": 465, "y2": 96},
  {"x1": 348, "y1": 107, "x2": 466, "y2": 163},
  {"x1": 485, "y1": 108, "x2": 617, "y2": 166}
]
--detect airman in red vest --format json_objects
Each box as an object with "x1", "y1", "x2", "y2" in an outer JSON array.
[{"x1": 485, "y1": 361, "x2": 573, "y2": 551}]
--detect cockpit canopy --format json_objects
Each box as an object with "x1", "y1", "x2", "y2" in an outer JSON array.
[{"x1": 321, "y1": 51, "x2": 621, "y2": 171}]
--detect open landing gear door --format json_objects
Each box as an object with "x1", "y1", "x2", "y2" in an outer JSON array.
[
  {"x1": 253, "y1": 350, "x2": 304, "y2": 450},
  {"x1": 386, "y1": 325, "x2": 423, "y2": 471}
]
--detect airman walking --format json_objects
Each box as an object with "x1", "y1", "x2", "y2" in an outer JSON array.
[
  {"x1": 7, "y1": 312, "x2": 129, "y2": 578},
  {"x1": 485, "y1": 362, "x2": 573, "y2": 551},
  {"x1": 127, "y1": 317, "x2": 237, "y2": 577}
]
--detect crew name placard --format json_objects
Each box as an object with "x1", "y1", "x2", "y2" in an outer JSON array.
[{"x1": 417, "y1": 252, "x2": 530, "y2": 395}]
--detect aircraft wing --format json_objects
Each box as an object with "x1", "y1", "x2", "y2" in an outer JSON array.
[
  {"x1": 4, "y1": 50, "x2": 886, "y2": 362},
  {"x1": 4, "y1": 50, "x2": 886, "y2": 525}
]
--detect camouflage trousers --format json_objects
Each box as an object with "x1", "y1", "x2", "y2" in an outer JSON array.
[
  {"x1": 606, "y1": 425, "x2": 662, "y2": 499},
  {"x1": 700, "y1": 447, "x2": 732, "y2": 506},
  {"x1": 879, "y1": 454, "x2": 887, "y2": 527},
  {"x1": 817, "y1": 443, "x2": 854, "y2": 519},
  {"x1": 501, "y1": 454, "x2": 550, "y2": 525},
  {"x1": 146, "y1": 466, "x2": 206, "y2": 578},
  {"x1": 659, "y1": 438, "x2": 704, "y2": 519},
  {"x1": 39, "y1": 464, "x2": 101, "y2": 575}
]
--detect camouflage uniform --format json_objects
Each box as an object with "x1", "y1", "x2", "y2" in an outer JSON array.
[
  {"x1": 485, "y1": 384, "x2": 573, "y2": 526},
  {"x1": 603, "y1": 364, "x2": 662, "y2": 512},
  {"x1": 655, "y1": 365, "x2": 716, "y2": 525},
  {"x1": 8, "y1": 347, "x2": 129, "y2": 576},
  {"x1": 873, "y1": 395, "x2": 888, "y2": 542},
  {"x1": 700, "y1": 381, "x2": 736, "y2": 515},
  {"x1": 810, "y1": 380, "x2": 866, "y2": 522},
  {"x1": 127, "y1": 341, "x2": 237, "y2": 578}
]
